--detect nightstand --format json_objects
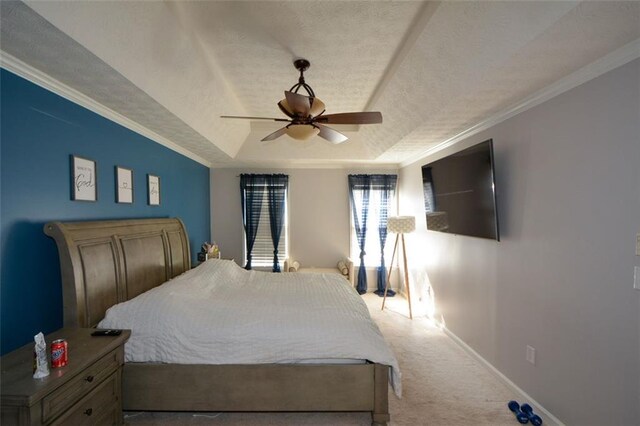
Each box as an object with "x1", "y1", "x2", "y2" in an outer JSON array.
[{"x1": 1, "y1": 328, "x2": 130, "y2": 425}]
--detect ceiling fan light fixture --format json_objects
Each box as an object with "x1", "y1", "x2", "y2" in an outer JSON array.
[
  {"x1": 286, "y1": 124, "x2": 319, "y2": 140},
  {"x1": 278, "y1": 99, "x2": 294, "y2": 116},
  {"x1": 221, "y1": 58, "x2": 382, "y2": 145},
  {"x1": 309, "y1": 97, "x2": 325, "y2": 117}
]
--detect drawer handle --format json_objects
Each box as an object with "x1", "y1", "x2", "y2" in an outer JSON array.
[
  {"x1": 84, "y1": 408, "x2": 93, "y2": 416},
  {"x1": 85, "y1": 375, "x2": 94, "y2": 383}
]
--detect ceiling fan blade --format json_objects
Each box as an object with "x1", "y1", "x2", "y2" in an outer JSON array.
[
  {"x1": 261, "y1": 126, "x2": 289, "y2": 142},
  {"x1": 221, "y1": 115, "x2": 290, "y2": 122},
  {"x1": 316, "y1": 124, "x2": 348, "y2": 144},
  {"x1": 284, "y1": 91, "x2": 311, "y2": 116},
  {"x1": 315, "y1": 111, "x2": 382, "y2": 125}
]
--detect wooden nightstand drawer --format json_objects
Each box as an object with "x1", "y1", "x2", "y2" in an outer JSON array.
[
  {"x1": 41, "y1": 348, "x2": 122, "y2": 423},
  {"x1": 1, "y1": 328, "x2": 130, "y2": 426},
  {"x1": 50, "y1": 372, "x2": 120, "y2": 426}
]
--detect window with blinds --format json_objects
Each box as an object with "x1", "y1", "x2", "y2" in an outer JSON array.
[
  {"x1": 350, "y1": 188, "x2": 395, "y2": 267},
  {"x1": 247, "y1": 194, "x2": 288, "y2": 269}
]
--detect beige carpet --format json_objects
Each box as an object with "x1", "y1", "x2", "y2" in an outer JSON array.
[{"x1": 125, "y1": 294, "x2": 518, "y2": 425}]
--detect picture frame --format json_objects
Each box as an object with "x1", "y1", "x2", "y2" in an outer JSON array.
[
  {"x1": 70, "y1": 155, "x2": 97, "y2": 202},
  {"x1": 115, "y1": 166, "x2": 134, "y2": 204},
  {"x1": 147, "y1": 174, "x2": 160, "y2": 206}
]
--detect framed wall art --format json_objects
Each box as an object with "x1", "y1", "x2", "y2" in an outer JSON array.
[
  {"x1": 70, "y1": 155, "x2": 97, "y2": 202},
  {"x1": 147, "y1": 174, "x2": 160, "y2": 206},
  {"x1": 116, "y1": 166, "x2": 133, "y2": 204}
]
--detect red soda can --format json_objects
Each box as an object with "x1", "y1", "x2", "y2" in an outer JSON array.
[{"x1": 51, "y1": 339, "x2": 68, "y2": 368}]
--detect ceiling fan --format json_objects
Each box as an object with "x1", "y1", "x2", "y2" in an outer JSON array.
[{"x1": 221, "y1": 59, "x2": 382, "y2": 144}]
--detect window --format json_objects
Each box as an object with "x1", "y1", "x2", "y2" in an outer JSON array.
[
  {"x1": 240, "y1": 174, "x2": 288, "y2": 271},
  {"x1": 247, "y1": 194, "x2": 288, "y2": 269},
  {"x1": 349, "y1": 175, "x2": 397, "y2": 267}
]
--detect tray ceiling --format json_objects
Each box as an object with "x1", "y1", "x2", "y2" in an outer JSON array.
[{"x1": 1, "y1": 1, "x2": 639, "y2": 168}]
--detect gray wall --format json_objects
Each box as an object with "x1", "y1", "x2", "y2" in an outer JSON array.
[
  {"x1": 398, "y1": 59, "x2": 640, "y2": 424},
  {"x1": 210, "y1": 167, "x2": 400, "y2": 291}
]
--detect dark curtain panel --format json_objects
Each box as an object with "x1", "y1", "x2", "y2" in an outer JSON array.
[
  {"x1": 372, "y1": 175, "x2": 397, "y2": 296},
  {"x1": 266, "y1": 174, "x2": 288, "y2": 272},
  {"x1": 348, "y1": 175, "x2": 371, "y2": 294},
  {"x1": 240, "y1": 174, "x2": 266, "y2": 270}
]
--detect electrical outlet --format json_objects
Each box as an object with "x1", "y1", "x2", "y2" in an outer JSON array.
[
  {"x1": 636, "y1": 233, "x2": 640, "y2": 256},
  {"x1": 634, "y1": 266, "x2": 640, "y2": 291},
  {"x1": 526, "y1": 345, "x2": 536, "y2": 365}
]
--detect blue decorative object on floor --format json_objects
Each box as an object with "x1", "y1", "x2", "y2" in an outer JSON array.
[
  {"x1": 508, "y1": 400, "x2": 530, "y2": 424},
  {"x1": 521, "y1": 403, "x2": 543, "y2": 426}
]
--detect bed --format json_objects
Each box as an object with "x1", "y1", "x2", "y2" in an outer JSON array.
[{"x1": 44, "y1": 218, "x2": 396, "y2": 425}]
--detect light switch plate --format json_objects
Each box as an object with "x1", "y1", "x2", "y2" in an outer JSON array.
[
  {"x1": 634, "y1": 266, "x2": 640, "y2": 290},
  {"x1": 636, "y1": 233, "x2": 640, "y2": 256}
]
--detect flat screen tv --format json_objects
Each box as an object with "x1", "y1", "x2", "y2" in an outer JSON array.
[{"x1": 421, "y1": 139, "x2": 499, "y2": 241}]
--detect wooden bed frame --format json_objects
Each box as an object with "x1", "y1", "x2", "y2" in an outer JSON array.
[{"x1": 44, "y1": 218, "x2": 390, "y2": 425}]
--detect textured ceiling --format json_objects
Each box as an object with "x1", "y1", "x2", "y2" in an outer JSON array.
[{"x1": 1, "y1": 1, "x2": 639, "y2": 168}]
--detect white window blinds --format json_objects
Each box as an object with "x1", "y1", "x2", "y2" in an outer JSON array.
[
  {"x1": 350, "y1": 188, "x2": 396, "y2": 267},
  {"x1": 240, "y1": 174, "x2": 289, "y2": 270},
  {"x1": 248, "y1": 195, "x2": 288, "y2": 269}
]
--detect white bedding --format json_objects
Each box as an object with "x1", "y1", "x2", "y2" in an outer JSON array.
[{"x1": 99, "y1": 259, "x2": 401, "y2": 397}]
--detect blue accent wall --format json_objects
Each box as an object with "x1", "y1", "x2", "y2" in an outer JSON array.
[{"x1": 1, "y1": 69, "x2": 211, "y2": 354}]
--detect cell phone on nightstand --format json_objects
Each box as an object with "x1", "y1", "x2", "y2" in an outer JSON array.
[{"x1": 91, "y1": 329, "x2": 122, "y2": 337}]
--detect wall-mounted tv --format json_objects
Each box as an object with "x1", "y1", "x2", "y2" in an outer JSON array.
[{"x1": 421, "y1": 139, "x2": 499, "y2": 241}]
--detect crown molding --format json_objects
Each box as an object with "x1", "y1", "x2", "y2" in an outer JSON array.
[
  {"x1": 0, "y1": 51, "x2": 212, "y2": 167},
  {"x1": 401, "y1": 38, "x2": 640, "y2": 168},
  {"x1": 215, "y1": 159, "x2": 400, "y2": 170}
]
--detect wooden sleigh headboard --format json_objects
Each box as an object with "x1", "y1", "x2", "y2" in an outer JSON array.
[{"x1": 44, "y1": 218, "x2": 191, "y2": 328}]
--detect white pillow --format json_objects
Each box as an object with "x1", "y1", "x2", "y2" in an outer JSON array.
[
  {"x1": 288, "y1": 261, "x2": 300, "y2": 272},
  {"x1": 337, "y1": 260, "x2": 349, "y2": 275}
]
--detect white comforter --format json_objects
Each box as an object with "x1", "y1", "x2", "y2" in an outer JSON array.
[{"x1": 99, "y1": 259, "x2": 401, "y2": 396}]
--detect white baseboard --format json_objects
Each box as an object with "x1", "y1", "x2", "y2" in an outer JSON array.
[{"x1": 442, "y1": 327, "x2": 565, "y2": 426}]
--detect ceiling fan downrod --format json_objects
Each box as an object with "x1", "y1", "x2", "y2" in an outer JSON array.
[{"x1": 289, "y1": 59, "x2": 315, "y2": 98}]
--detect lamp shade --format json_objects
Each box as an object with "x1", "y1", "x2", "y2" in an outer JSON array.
[
  {"x1": 387, "y1": 216, "x2": 415, "y2": 234},
  {"x1": 309, "y1": 97, "x2": 326, "y2": 117},
  {"x1": 286, "y1": 124, "x2": 320, "y2": 140},
  {"x1": 279, "y1": 97, "x2": 326, "y2": 118}
]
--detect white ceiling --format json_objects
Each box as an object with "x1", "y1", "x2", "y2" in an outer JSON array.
[{"x1": 1, "y1": 1, "x2": 639, "y2": 168}]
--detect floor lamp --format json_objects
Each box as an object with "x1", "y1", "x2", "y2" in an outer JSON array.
[{"x1": 382, "y1": 216, "x2": 415, "y2": 319}]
